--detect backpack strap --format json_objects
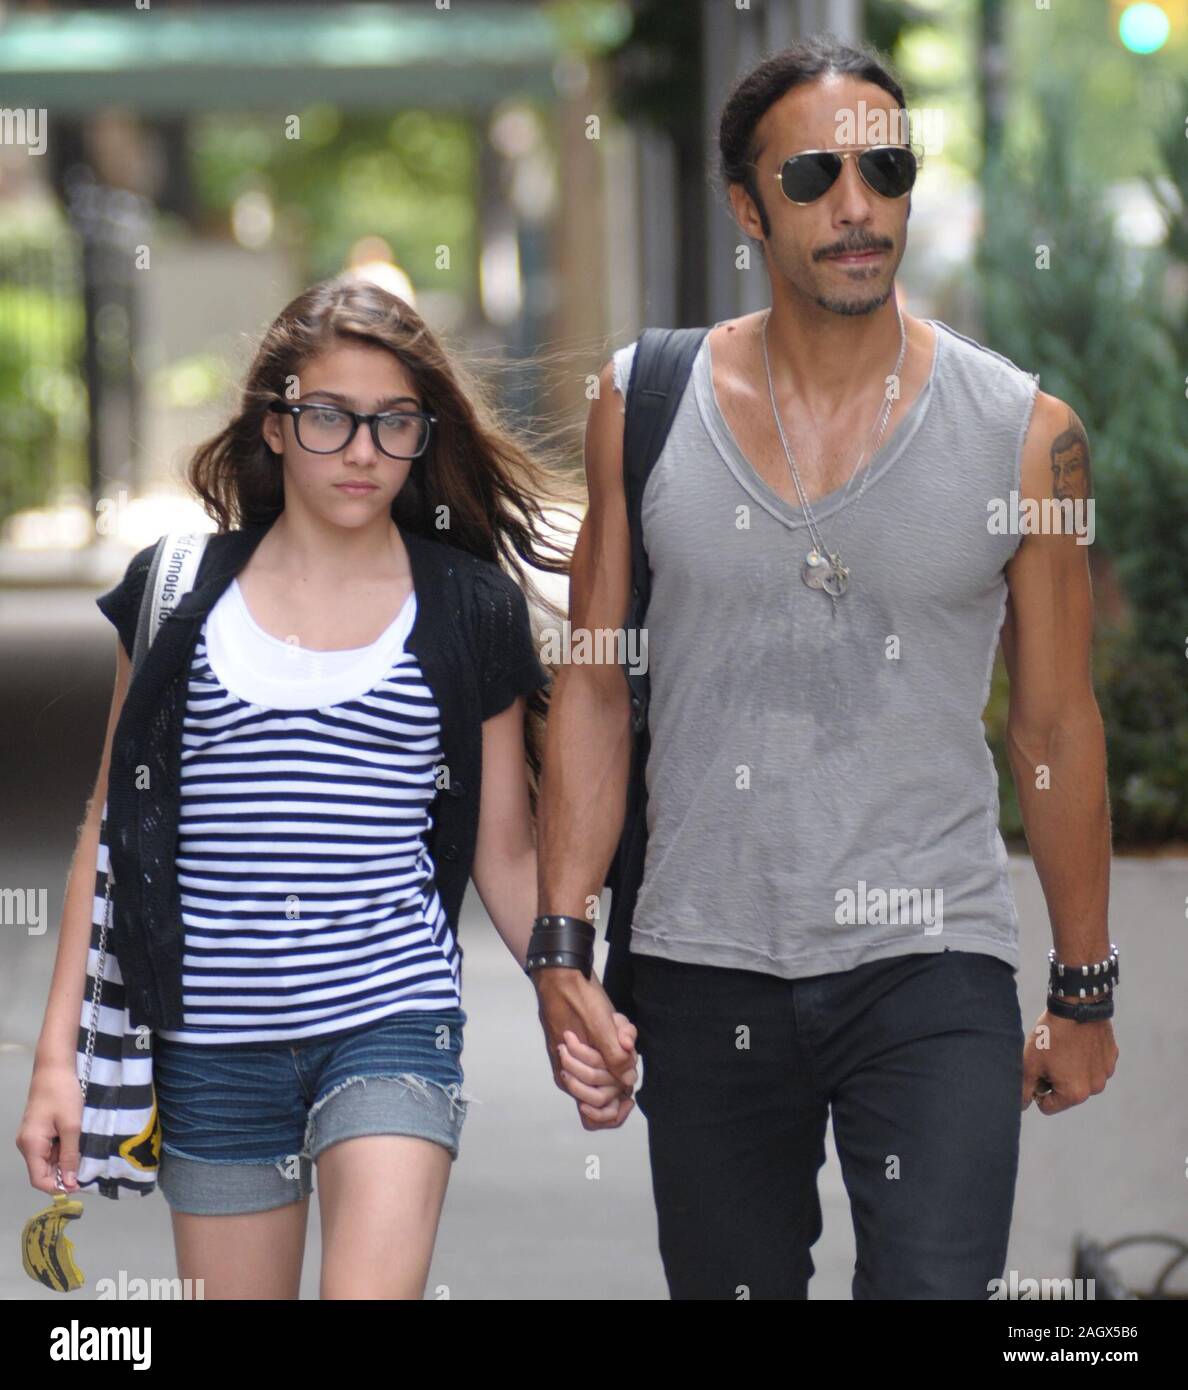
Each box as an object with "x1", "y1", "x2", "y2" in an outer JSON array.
[
  {"x1": 621, "y1": 326, "x2": 710, "y2": 731},
  {"x1": 131, "y1": 531, "x2": 211, "y2": 672},
  {"x1": 603, "y1": 325, "x2": 708, "y2": 1015}
]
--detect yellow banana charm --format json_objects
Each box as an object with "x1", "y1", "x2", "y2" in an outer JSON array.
[{"x1": 21, "y1": 1192, "x2": 86, "y2": 1293}]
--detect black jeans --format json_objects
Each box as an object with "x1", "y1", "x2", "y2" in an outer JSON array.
[{"x1": 631, "y1": 947, "x2": 1024, "y2": 1300}]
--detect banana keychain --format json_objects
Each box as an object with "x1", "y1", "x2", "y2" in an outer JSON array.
[{"x1": 21, "y1": 1172, "x2": 86, "y2": 1293}]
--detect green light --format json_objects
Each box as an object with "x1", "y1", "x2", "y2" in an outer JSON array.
[{"x1": 1119, "y1": 2, "x2": 1171, "y2": 53}]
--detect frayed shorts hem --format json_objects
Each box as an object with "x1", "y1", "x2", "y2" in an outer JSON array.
[{"x1": 158, "y1": 1074, "x2": 466, "y2": 1216}]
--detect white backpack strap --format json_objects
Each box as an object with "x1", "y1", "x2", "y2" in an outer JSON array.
[{"x1": 131, "y1": 531, "x2": 211, "y2": 671}]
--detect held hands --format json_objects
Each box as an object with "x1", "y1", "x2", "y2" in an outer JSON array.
[
  {"x1": 1021, "y1": 1012, "x2": 1118, "y2": 1115},
  {"x1": 534, "y1": 968, "x2": 638, "y2": 1129}
]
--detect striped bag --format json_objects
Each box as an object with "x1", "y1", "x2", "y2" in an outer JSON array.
[{"x1": 74, "y1": 532, "x2": 210, "y2": 1198}]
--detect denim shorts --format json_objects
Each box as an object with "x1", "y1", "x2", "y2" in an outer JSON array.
[{"x1": 153, "y1": 1006, "x2": 469, "y2": 1216}]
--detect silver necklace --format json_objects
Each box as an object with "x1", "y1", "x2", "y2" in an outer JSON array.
[{"x1": 760, "y1": 303, "x2": 907, "y2": 609}]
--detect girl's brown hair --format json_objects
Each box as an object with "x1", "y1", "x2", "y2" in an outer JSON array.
[{"x1": 186, "y1": 272, "x2": 585, "y2": 810}]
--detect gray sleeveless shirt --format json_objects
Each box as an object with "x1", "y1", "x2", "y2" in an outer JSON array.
[{"x1": 610, "y1": 320, "x2": 1039, "y2": 978}]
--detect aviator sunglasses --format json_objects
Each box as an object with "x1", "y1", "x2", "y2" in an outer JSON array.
[{"x1": 758, "y1": 144, "x2": 923, "y2": 205}]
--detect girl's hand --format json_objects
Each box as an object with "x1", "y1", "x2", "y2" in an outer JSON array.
[
  {"x1": 558, "y1": 1019, "x2": 638, "y2": 1123},
  {"x1": 15, "y1": 1062, "x2": 84, "y2": 1195},
  {"x1": 534, "y1": 969, "x2": 637, "y2": 1128}
]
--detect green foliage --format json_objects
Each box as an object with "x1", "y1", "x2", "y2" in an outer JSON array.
[
  {"x1": 190, "y1": 108, "x2": 478, "y2": 288},
  {"x1": 1008, "y1": 0, "x2": 1188, "y2": 186},
  {"x1": 978, "y1": 80, "x2": 1188, "y2": 844},
  {"x1": 0, "y1": 230, "x2": 86, "y2": 524}
]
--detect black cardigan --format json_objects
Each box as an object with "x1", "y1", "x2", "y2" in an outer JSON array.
[{"x1": 94, "y1": 519, "x2": 550, "y2": 1030}]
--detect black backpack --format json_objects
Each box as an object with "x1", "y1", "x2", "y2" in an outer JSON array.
[{"x1": 601, "y1": 326, "x2": 710, "y2": 1017}]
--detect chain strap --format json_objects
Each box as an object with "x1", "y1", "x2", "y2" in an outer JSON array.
[
  {"x1": 80, "y1": 862, "x2": 113, "y2": 1102},
  {"x1": 60, "y1": 853, "x2": 112, "y2": 1190}
]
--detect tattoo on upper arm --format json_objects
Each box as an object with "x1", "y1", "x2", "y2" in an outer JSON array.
[{"x1": 1050, "y1": 409, "x2": 1092, "y2": 501}]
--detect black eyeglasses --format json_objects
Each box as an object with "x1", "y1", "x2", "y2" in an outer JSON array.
[
  {"x1": 268, "y1": 400, "x2": 437, "y2": 460},
  {"x1": 757, "y1": 144, "x2": 922, "y2": 205}
]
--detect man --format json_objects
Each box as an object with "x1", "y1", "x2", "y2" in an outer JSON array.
[{"x1": 531, "y1": 37, "x2": 1118, "y2": 1299}]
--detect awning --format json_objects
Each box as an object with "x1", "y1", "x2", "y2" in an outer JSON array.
[{"x1": 0, "y1": 1, "x2": 630, "y2": 113}]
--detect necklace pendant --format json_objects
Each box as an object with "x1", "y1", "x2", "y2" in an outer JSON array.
[
  {"x1": 802, "y1": 549, "x2": 829, "y2": 590},
  {"x1": 822, "y1": 556, "x2": 850, "y2": 597},
  {"x1": 803, "y1": 549, "x2": 850, "y2": 598}
]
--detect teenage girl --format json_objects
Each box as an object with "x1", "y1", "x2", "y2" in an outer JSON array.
[{"x1": 19, "y1": 275, "x2": 637, "y2": 1298}]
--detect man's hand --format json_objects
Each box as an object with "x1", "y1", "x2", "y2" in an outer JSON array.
[
  {"x1": 1022, "y1": 1012, "x2": 1118, "y2": 1115},
  {"x1": 534, "y1": 968, "x2": 638, "y2": 1129}
]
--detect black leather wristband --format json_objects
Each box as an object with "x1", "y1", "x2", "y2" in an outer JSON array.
[
  {"x1": 1046, "y1": 993, "x2": 1115, "y2": 1022},
  {"x1": 1048, "y1": 944, "x2": 1119, "y2": 998},
  {"x1": 526, "y1": 951, "x2": 592, "y2": 977},
  {"x1": 525, "y1": 914, "x2": 595, "y2": 980}
]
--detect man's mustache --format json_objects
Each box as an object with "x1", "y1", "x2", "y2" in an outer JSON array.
[{"x1": 814, "y1": 237, "x2": 894, "y2": 260}]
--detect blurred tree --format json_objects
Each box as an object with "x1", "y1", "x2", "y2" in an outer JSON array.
[
  {"x1": 1008, "y1": 0, "x2": 1187, "y2": 183},
  {"x1": 0, "y1": 225, "x2": 86, "y2": 524},
  {"x1": 190, "y1": 108, "x2": 478, "y2": 294},
  {"x1": 978, "y1": 80, "x2": 1188, "y2": 844}
]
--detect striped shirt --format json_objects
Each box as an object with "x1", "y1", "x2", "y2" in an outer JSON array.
[{"x1": 155, "y1": 576, "x2": 462, "y2": 1045}]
